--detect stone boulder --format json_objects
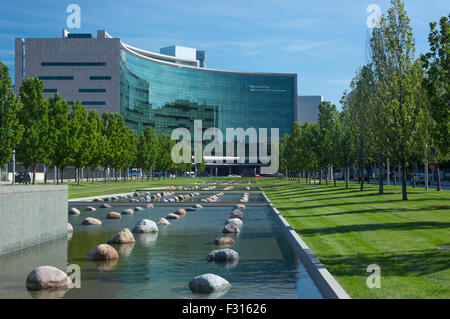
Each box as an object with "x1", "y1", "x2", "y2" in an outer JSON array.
[
  {"x1": 26, "y1": 266, "x2": 71, "y2": 290},
  {"x1": 207, "y1": 249, "x2": 239, "y2": 262},
  {"x1": 132, "y1": 219, "x2": 158, "y2": 233},
  {"x1": 100, "y1": 203, "x2": 111, "y2": 208},
  {"x1": 166, "y1": 213, "x2": 180, "y2": 220},
  {"x1": 135, "y1": 206, "x2": 145, "y2": 211},
  {"x1": 230, "y1": 210, "x2": 243, "y2": 219},
  {"x1": 223, "y1": 223, "x2": 240, "y2": 234},
  {"x1": 186, "y1": 207, "x2": 196, "y2": 211},
  {"x1": 68, "y1": 207, "x2": 80, "y2": 215},
  {"x1": 107, "y1": 228, "x2": 136, "y2": 244},
  {"x1": 93, "y1": 198, "x2": 104, "y2": 202},
  {"x1": 145, "y1": 203, "x2": 154, "y2": 209},
  {"x1": 214, "y1": 237, "x2": 235, "y2": 246},
  {"x1": 121, "y1": 208, "x2": 134, "y2": 215},
  {"x1": 106, "y1": 212, "x2": 121, "y2": 219},
  {"x1": 85, "y1": 206, "x2": 96, "y2": 212},
  {"x1": 193, "y1": 204, "x2": 203, "y2": 209},
  {"x1": 188, "y1": 274, "x2": 231, "y2": 294},
  {"x1": 82, "y1": 217, "x2": 102, "y2": 225},
  {"x1": 157, "y1": 218, "x2": 170, "y2": 226},
  {"x1": 67, "y1": 223, "x2": 73, "y2": 233},
  {"x1": 175, "y1": 208, "x2": 186, "y2": 216},
  {"x1": 86, "y1": 244, "x2": 119, "y2": 261},
  {"x1": 225, "y1": 218, "x2": 243, "y2": 228}
]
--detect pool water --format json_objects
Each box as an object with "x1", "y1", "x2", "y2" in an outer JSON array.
[{"x1": 0, "y1": 205, "x2": 322, "y2": 299}]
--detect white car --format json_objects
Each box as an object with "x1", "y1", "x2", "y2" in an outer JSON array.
[{"x1": 227, "y1": 174, "x2": 241, "y2": 177}]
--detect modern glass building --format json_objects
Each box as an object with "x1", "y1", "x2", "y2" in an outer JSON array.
[
  {"x1": 15, "y1": 29, "x2": 297, "y2": 174},
  {"x1": 120, "y1": 41, "x2": 297, "y2": 139}
]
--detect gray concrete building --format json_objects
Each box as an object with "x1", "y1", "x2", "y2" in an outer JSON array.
[
  {"x1": 15, "y1": 30, "x2": 121, "y2": 114},
  {"x1": 296, "y1": 95, "x2": 323, "y2": 125}
]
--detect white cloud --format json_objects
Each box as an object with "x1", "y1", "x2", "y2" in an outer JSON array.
[{"x1": 282, "y1": 40, "x2": 330, "y2": 53}]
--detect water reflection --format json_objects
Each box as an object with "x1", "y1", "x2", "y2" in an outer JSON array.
[
  {"x1": 134, "y1": 233, "x2": 158, "y2": 248},
  {"x1": 94, "y1": 259, "x2": 119, "y2": 271},
  {"x1": 191, "y1": 288, "x2": 231, "y2": 299},
  {"x1": 208, "y1": 259, "x2": 239, "y2": 269},
  {"x1": 116, "y1": 243, "x2": 135, "y2": 256},
  {"x1": 28, "y1": 287, "x2": 69, "y2": 299}
]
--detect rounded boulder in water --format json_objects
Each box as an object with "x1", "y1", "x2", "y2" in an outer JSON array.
[
  {"x1": 132, "y1": 219, "x2": 158, "y2": 233},
  {"x1": 188, "y1": 274, "x2": 231, "y2": 294},
  {"x1": 68, "y1": 207, "x2": 80, "y2": 215},
  {"x1": 26, "y1": 266, "x2": 71, "y2": 291},
  {"x1": 207, "y1": 249, "x2": 239, "y2": 262}
]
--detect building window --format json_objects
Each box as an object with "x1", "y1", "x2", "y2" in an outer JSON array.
[
  {"x1": 43, "y1": 89, "x2": 57, "y2": 93},
  {"x1": 67, "y1": 101, "x2": 106, "y2": 106},
  {"x1": 38, "y1": 76, "x2": 74, "y2": 80},
  {"x1": 41, "y1": 62, "x2": 106, "y2": 66},
  {"x1": 90, "y1": 76, "x2": 112, "y2": 80},
  {"x1": 67, "y1": 33, "x2": 92, "y2": 38},
  {"x1": 79, "y1": 89, "x2": 106, "y2": 93}
]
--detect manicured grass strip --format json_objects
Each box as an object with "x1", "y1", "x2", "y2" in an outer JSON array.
[{"x1": 262, "y1": 180, "x2": 450, "y2": 299}]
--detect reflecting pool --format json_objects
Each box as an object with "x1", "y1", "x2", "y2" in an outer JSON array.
[{"x1": 0, "y1": 205, "x2": 322, "y2": 299}]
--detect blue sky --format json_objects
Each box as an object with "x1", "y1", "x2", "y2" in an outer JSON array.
[{"x1": 0, "y1": 0, "x2": 447, "y2": 107}]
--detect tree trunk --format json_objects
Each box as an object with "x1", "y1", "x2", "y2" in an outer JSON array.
[
  {"x1": 401, "y1": 160, "x2": 408, "y2": 200},
  {"x1": 32, "y1": 164, "x2": 36, "y2": 185},
  {"x1": 56, "y1": 167, "x2": 59, "y2": 185},
  {"x1": 436, "y1": 166, "x2": 441, "y2": 191},
  {"x1": 378, "y1": 153, "x2": 384, "y2": 194},
  {"x1": 366, "y1": 164, "x2": 371, "y2": 184},
  {"x1": 360, "y1": 163, "x2": 364, "y2": 191}
]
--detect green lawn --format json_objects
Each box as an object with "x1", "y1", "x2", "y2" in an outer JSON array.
[
  {"x1": 67, "y1": 177, "x2": 450, "y2": 298},
  {"x1": 262, "y1": 180, "x2": 450, "y2": 298}
]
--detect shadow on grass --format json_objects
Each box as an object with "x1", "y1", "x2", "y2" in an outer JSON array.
[
  {"x1": 273, "y1": 197, "x2": 448, "y2": 211},
  {"x1": 320, "y1": 249, "x2": 450, "y2": 277},
  {"x1": 293, "y1": 221, "x2": 450, "y2": 236},
  {"x1": 274, "y1": 192, "x2": 449, "y2": 203},
  {"x1": 284, "y1": 206, "x2": 445, "y2": 219}
]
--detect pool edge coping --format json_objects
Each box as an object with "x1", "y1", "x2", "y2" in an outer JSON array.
[{"x1": 261, "y1": 192, "x2": 351, "y2": 299}]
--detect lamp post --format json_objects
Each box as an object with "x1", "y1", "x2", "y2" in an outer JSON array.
[{"x1": 12, "y1": 149, "x2": 15, "y2": 186}]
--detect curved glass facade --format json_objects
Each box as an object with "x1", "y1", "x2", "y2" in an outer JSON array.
[{"x1": 120, "y1": 48, "x2": 296, "y2": 138}]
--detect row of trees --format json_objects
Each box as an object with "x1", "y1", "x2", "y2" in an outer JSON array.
[
  {"x1": 280, "y1": 0, "x2": 449, "y2": 200},
  {"x1": 0, "y1": 71, "x2": 204, "y2": 185}
]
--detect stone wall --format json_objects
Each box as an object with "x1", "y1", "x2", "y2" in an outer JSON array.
[{"x1": 0, "y1": 185, "x2": 68, "y2": 256}]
